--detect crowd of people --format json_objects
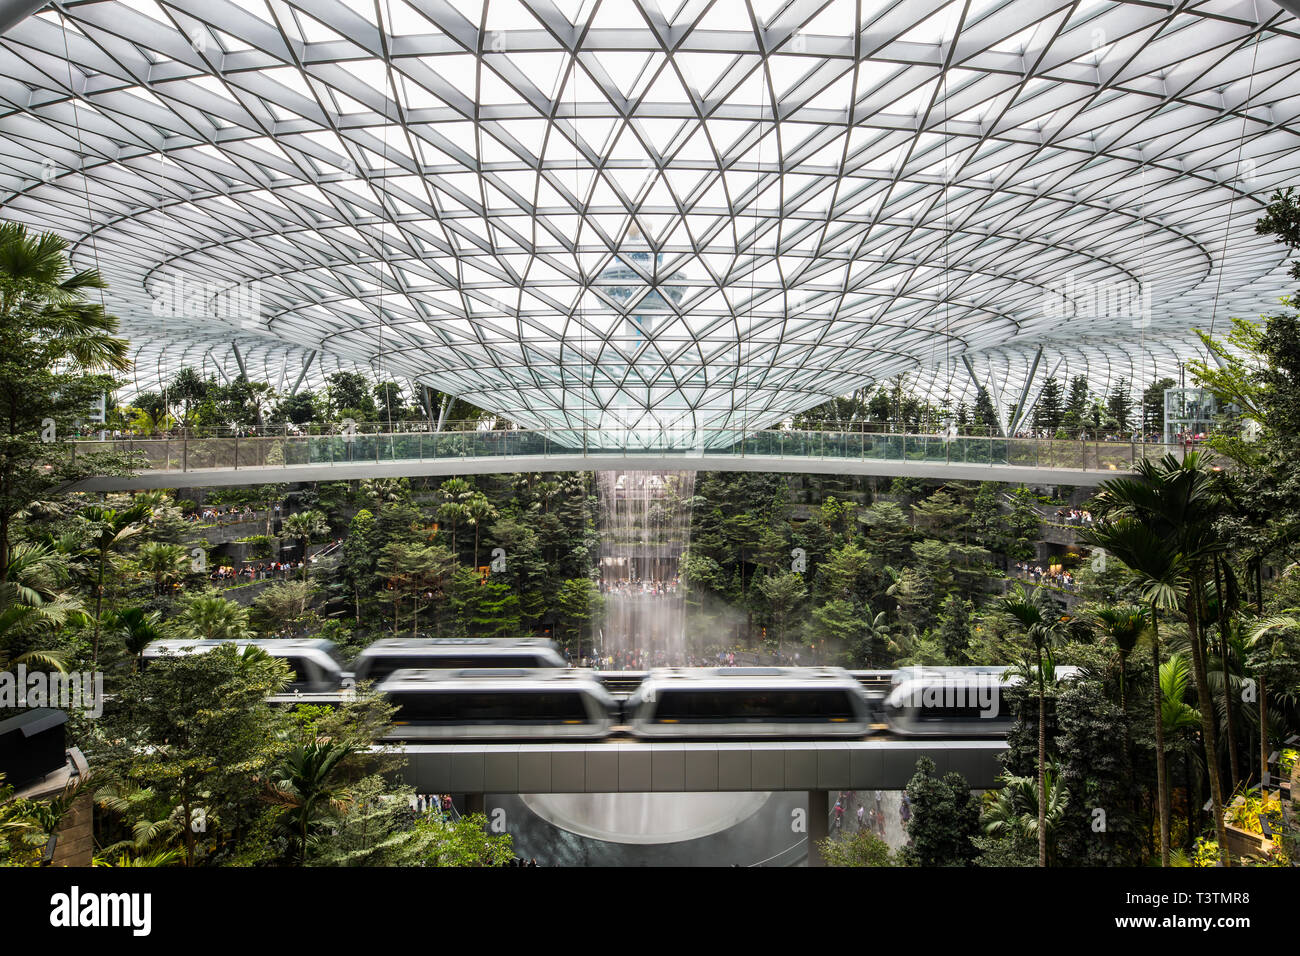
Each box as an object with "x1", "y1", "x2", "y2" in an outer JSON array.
[
  {"x1": 207, "y1": 539, "x2": 342, "y2": 586},
  {"x1": 209, "y1": 560, "x2": 305, "y2": 583},
  {"x1": 411, "y1": 793, "x2": 457, "y2": 821},
  {"x1": 598, "y1": 576, "x2": 681, "y2": 597},
  {"x1": 1010, "y1": 428, "x2": 1163, "y2": 443},
  {"x1": 1013, "y1": 562, "x2": 1078, "y2": 591},
  {"x1": 829, "y1": 790, "x2": 912, "y2": 842},
  {"x1": 574, "y1": 647, "x2": 825, "y2": 670},
  {"x1": 1053, "y1": 508, "x2": 1094, "y2": 525},
  {"x1": 578, "y1": 648, "x2": 731, "y2": 670},
  {"x1": 185, "y1": 504, "x2": 280, "y2": 527}
]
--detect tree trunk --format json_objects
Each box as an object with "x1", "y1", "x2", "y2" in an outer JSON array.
[
  {"x1": 92, "y1": 557, "x2": 106, "y2": 663},
  {"x1": 1213, "y1": 556, "x2": 1241, "y2": 788},
  {"x1": 0, "y1": 506, "x2": 11, "y2": 585},
  {"x1": 1119, "y1": 653, "x2": 1131, "y2": 767},
  {"x1": 1260, "y1": 674, "x2": 1269, "y2": 789},
  {"x1": 181, "y1": 787, "x2": 196, "y2": 867},
  {"x1": 1038, "y1": 646, "x2": 1047, "y2": 868},
  {"x1": 1151, "y1": 609, "x2": 1170, "y2": 866},
  {"x1": 1221, "y1": 628, "x2": 1240, "y2": 789},
  {"x1": 1185, "y1": 599, "x2": 1229, "y2": 866}
]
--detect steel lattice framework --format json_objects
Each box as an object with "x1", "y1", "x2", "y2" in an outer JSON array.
[{"x1": 1, "y1": 0, "x2": 1298, "y2": 437}]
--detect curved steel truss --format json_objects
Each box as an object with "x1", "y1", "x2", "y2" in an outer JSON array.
[{"x1": 1, "y1": 0, "x2": 1298, "y2": 432}]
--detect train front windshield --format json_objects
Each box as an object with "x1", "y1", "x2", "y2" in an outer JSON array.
[
  {"x1": 390, "y1": 690, "x2": 589, "y2": 723},
  {"x1": 652, "y1": 689, "x2": 858, "y2": 722},
  {"x1": 274, "y1": 655, "x2": 311, "y2": 684}
]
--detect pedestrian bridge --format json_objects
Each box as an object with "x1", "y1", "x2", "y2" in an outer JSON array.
[
  {"x1": 394, "y1": 737, "x2": 1007, "y2": 795},
  {"x1": 63, "y1": 428, "x2": 1181, "y2": 490}
]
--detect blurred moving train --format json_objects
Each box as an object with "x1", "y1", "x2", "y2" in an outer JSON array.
[
  {"x1": 624, "y1": 667, "x2": 872, "y2": 738},
  {"x1": 141, "y1": 638, "x2": 1066, "y2": 740},
  {"x1": 884, "y1": 665, "x2": 1081, "y2": 736},
  {"x1": 380, "y1": 668, "x2": 615, "y2": 740},
  {"x1": 352, "y1": 637, "x2": 565, "y2": 683},
  {"x1": 140, "y1": 638, "x2": 346, "y2": 692}
]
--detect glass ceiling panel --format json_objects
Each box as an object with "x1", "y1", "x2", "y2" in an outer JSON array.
[{"x1": 0, "y1": 0, "x2": 1296, "y2": 438}]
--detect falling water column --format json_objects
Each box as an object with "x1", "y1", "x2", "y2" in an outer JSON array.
[{"x1": 596, "y1": 470, "x2": 695, "y2": 666}]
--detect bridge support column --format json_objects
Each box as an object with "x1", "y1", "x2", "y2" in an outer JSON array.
[{"x1": 807, "y1": 790, "x2": 828, "y2": 867}]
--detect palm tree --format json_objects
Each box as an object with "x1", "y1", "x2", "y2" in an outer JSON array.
[
  {"x1": 998, "y1": 583, "x2": 1070, "y2": 867},
  {"x1": 983, "y1": 763, "x2": 1070, "y2": 865},
  {"x1": 1160, "y1": 653, "x2": 1204, "y2": 842},
  {"x1": 435, "y1": 478, "x2": 473, "y2": 554},
  {"x1": 1081, "y1": 515, "x2": 1186, "y2": 866},
  {"x1": 1246, "y1": 611, "x2": 1300, "y2": 790},
  {"x1": 0, "y1": 542, "x2": 85, "y2": 673},
  {"x1": 360, "y1": 478, "x2": 407, "y2": 506},
  {"x1": 268, "y1": 741, "x2": 352, "y2": 865},
  {"x1": 1094, "y1": 605, "x2": 1149, "y2": 719},
  {"x1": 1094, "y1": 603, "x2": 1149, "y2": 782},
  {"x1": 282, "y1": 509, "x2": 329, "y2": 582},
  {"x1": 1209, "y1": 555, "x2": 1244, "y2": 788},
  {"x1": 1085, "y1": 452, "x2": 1233, "y2": 865},
  {"x1": 135, "y1": 542, "x2": 189, "y2": 596},
  {"x1": 465, "y1": 494, "x2": 497, "y2": 570},
  {"x1": 859, "y1": 610, "x2": 893, "y2": 667},
  {"x1": 0, "y1": 222, "x2": 131, "y2": 585},
  {"x1": 94, "y1": 782, "x2": 187, "y2": 863},
  {"x1": 176, "y1": 595, "x2": 252, "y2": 642},
  {"x1": 106, "y1": 607, "x2": 165, "y2": 671},
  {"x1": 78, "y1": 502, "x2": 152, "y2": 662}
]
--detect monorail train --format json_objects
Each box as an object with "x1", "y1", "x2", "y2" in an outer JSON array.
[
  {"x1": 377, "y1": 668, "x2": 615, "y2": 740},
  {"x1": 624, "y1": 667, "x2": 873, "y2": 738},
  {"x1": 882, "y1": 665, "x2": 1081, "y2": 736},
  {"x1": 353, "y1": 637, "x2": 565, "y2": 683},
  {"x1": 140, "y1": 638, "x2": 346, "y2": 693}
]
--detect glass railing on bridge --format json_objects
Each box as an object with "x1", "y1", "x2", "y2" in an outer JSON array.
[{"x1": 68, "y1": 428, "x2": 1189, "y2": 476}]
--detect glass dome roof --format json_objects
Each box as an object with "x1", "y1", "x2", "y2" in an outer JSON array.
[{"x1": 1, "y1": 0, "x2": 1297, "y2": 432}]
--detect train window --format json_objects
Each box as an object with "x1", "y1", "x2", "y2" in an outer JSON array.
[
  {"x1": 364, "y1": 653, "x2": 549, "y2": 680},
  {"x1": 365, "y1": 656, "x2": 443, "y2": 680},
  {"x1": 894, "y1": 686, "x2": 1011, "y2": 721},
  {"x1": 908, "y1": 705, "x2": 1013, "y2": 721},
  {"x1": 653, "y1": 689, "x2": 857, "y2": 722},
  {"x1": 389, "y1": 690, "x2": 589, "y2": 723}
]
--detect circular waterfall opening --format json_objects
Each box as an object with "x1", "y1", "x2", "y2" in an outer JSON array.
[{"x1": 519, "y1": 792, "x2": 772, "y2": 845}]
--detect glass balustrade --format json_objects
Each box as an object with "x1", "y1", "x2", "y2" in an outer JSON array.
[{"x1": 70, "y1": 431, "x2": 1191, "y2": 476}]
